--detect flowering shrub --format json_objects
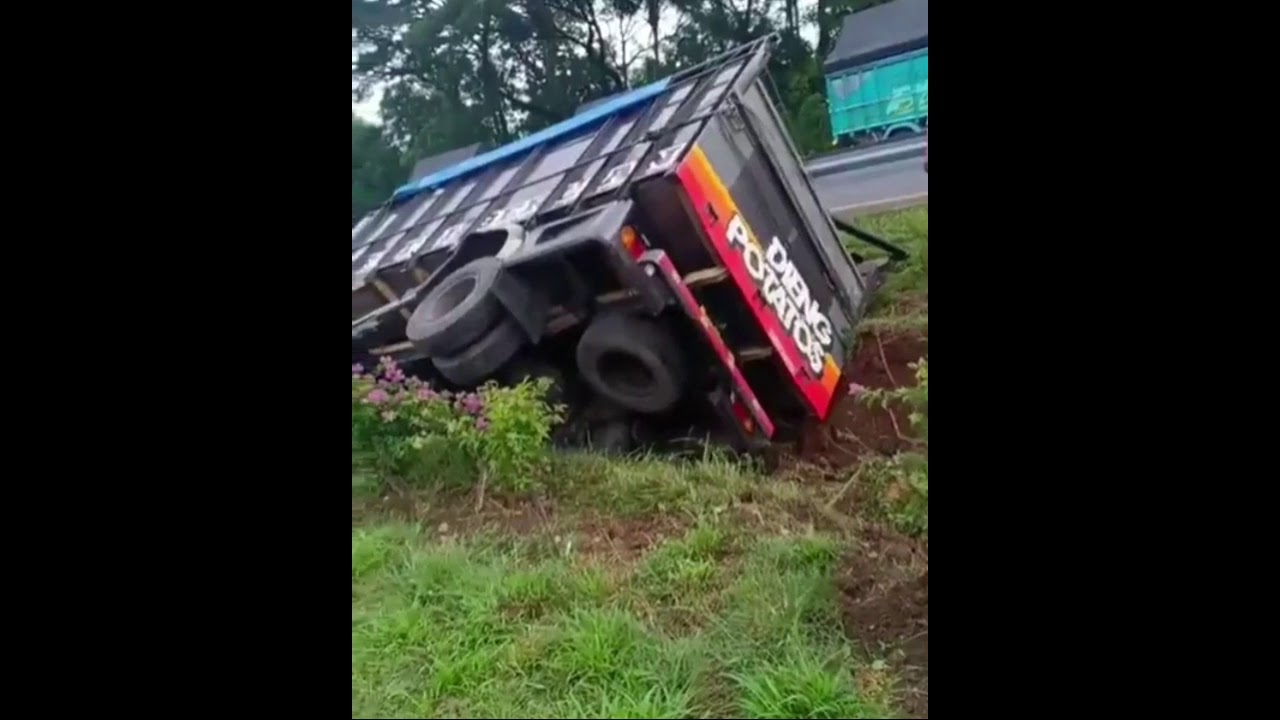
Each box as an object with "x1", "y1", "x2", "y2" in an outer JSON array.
[{"x1": 352, "y1": 357, "x2": 564, "y2": 491}]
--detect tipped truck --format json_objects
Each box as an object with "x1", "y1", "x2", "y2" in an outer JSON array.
[{"x1": 351, "y1": 35, "x2": 901, "y2": 453}]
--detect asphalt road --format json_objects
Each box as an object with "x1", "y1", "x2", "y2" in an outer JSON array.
[{"x1": 804, "y1": 142, "x2": 928, "y2": 218}]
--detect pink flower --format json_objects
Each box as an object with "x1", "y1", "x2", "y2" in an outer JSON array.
[
  {"x1": 459, "y1": 393, "x2": 484, "y2": 416},
  {"x1": 366, "y1": 389, "x2": 389, "y2": 405},
  {"x1": 417, "y1": 388, "x2": 438, "y2": 401},
  {"x1": 475, "y1": 417, "x2": 490, "y2": 432},
  {"x1": 848, "y1": 382, "x2": 867, "y2": 398},
  {"x1": 352, "y1": 363, "x2": 364, "y2": 375}
]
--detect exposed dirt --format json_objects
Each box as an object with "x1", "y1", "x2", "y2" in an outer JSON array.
[
  {"x1": 797, "y1": 330, "x2": 928, "y2": 469},
  {"x1": 838, "y1": 526, "x2": 929, "y2": 718},
  {"x1": 353, "y1": 484, "x2": 684, "y2": 563},
  {"x1": 569, "y1": 513, "x2": 688, "y2": 560}
]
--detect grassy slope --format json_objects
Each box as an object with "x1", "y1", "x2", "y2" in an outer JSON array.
[
  {"x1": 352, "y1": 206, "x2": 928, "y2": 719},
  {"x1": 852, "y1": 206, "x2": 929, "y2": 330}
]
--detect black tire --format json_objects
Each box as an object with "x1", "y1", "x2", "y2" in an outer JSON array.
[
  {"x1": 575, "y1": 312, "x2": 685, "y2": 414},
  {"x1": 407, "y1": 257, "x2": 505, "y2": 357},
  {"x1": 432, "y1": 319, "x2": 526, "y2": 387}
]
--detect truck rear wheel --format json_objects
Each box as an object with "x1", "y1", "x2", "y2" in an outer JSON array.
[
  {"x1": 575, "y1": 312, "x2": 685, "y2": 414},
  {"x1": 431, "y1": 318, "x2": 526, "y2": 387},
  {"x1": 407, "y1": 257, "x2": 506, "y2": 357}
]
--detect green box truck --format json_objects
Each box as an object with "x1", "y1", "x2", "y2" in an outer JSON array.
[{"x1": 823, "y1": 0, "x2": 928, "y2": 147}]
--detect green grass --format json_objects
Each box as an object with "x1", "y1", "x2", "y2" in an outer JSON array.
[
  {"x1": 351, "y1": 514, "x2": 896, "y2": 719},
  {"x1": 349, "y1": 451, "x2": 908, "y2": 717},
  {"x1": 838, "y1": 206, "x2": 929, "y2": 539},
  {"x1": 352, "y1": 207, "x2": 929, "y2": 719},
  {"x1": 840, "y1": 205, "x2": 928, "y2": 318}
]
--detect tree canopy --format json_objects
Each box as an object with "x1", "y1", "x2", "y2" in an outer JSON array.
[{"x1": 350, "y1": 0, "x2": 890, "y2": 220}]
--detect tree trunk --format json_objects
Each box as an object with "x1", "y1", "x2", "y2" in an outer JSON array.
[{"x1": 646, "y1": 0, "x2": 661, "y2": 66}]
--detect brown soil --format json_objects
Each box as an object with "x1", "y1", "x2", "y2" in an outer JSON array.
[
  {"x1": 796, "y1": 330, "x2": 928, "y2": 469},
  {"x1": 838, "y1": 526, "x2": 929, "y2": 718},
  {"x1": 353, "y1": 484, "x2": 684, "y2": 563}
]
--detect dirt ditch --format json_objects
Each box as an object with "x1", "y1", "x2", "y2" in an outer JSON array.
[{"x1": 797, "y1": 329, "x2": 928, "y2": 468}]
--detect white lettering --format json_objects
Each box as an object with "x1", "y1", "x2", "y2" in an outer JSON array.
[
  {"x1": 554, "y1": 179, "x2": 587, "y2": 208},
  {"x1": 356, "y1": 242, "x2": 393, "y2": 276},
  {"x1": 508, "y1": 197, "x2": 542, "y2": 222},
  {"x1": 764, "y1": 274, "x2": 787, "y2": 309},
  {"x1": 742, "y1": 241, "x2": 766, "y2": 280},
  {"x1": 766, "y1": 239, "x2": 787, "y2": 270},
  {"x1": 646, "y1": 143, "x2": 686, "y2": 174},
  {"x1": 478, "y1": 208, "x2": 507, "y2": 231},
  {"x1": 434, "y1": 225, "x2": 463, "y2": 251},
  {"x1": 479, "y1": 195, "x2": 548, "y2": 231},
  {"x1": 781, "y1": 262, "x2": 806, "y2": 306},
  {"x1": 806, "y1": 302, "x2": 833, "y2": 346},
  {"x1": 726, "y1": 214, "x2": 752, "y2": 249},
  {"x1": 596, "y1": 161, "x2": 637, "y2": 193},
  {"x1": 393, "y1": 223, "x2": 436, "y2": 264},
  {"x1": 724, "y1": 214, "x2": 835, "y2": 375}
]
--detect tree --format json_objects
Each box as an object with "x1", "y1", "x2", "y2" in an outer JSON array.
[
  {"x1": 351, "y1": 0, "x2": 850, "y2": 171},
  {"x1": 352, "y1": 114, "x2": 405, "y2": 223},
  {"x1": 353, "y1": 0, "x2": 636, "y2": 156}
]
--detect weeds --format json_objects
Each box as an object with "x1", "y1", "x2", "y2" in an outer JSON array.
[
  {"x1": 861, "y1": 359, "x2": 928, "y2": 445},
  {"x1": 733, "y1": 645, "x2": 891, "y2": 719},
  {"x1": 856, "y1": 359, "x2": 929, "y2": 537}
]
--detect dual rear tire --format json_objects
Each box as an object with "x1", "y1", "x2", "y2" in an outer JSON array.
[
  {"x1": 407, "y1": 257, "x2": 525, "y2": 387},
  {"x1": 407, "y1": 258, "x2": 686, "y2": 414}
]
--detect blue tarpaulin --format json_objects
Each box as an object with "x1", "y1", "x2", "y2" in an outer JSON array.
[{"x1": 390, "y1": 78, "x2": 672, "y2": 205}]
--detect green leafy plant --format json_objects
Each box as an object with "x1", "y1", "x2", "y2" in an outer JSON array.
[
  {"x1": 861, "y1": 452, "x2": 928, "y2": 536},
  {"x1": 447, "y1": 378, "x2": 565, "y2": 492},
  {"x1": 352, "y1": 357, "x2": 564, "y2": 492},
  {"x1": 857, "y1": 359, "x2": 927, "y2": 444},
  {"x1": 854, "y1": 358, "x2": 928, "y2": 536}
]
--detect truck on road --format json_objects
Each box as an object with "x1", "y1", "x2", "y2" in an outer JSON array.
[{"x1": 823, "y1": 0, "x2": 929, "y2": 147}]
